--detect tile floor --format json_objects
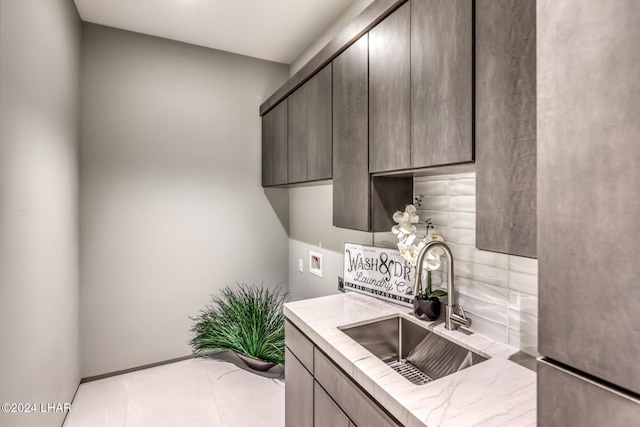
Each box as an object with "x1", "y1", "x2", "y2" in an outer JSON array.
[{"x1": 63, "y1": 357, "x2": 285, "y2": 427}]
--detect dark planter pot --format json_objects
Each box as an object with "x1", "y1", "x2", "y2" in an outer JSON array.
[
  {"x1": 413, "y1": 296, "x2": 441, "y2": 321},
  {"x1": 235, "y1": 352, "x2": 277, "y2": 371}
]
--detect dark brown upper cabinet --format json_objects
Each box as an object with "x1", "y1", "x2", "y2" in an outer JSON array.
[
  {"x1": 262, "y1": 100, "x2": 288, "y2": 187},
  {"x1": 288, "y1": 65, "x2": 333, "y2": 184},
  {"x1": 333, "y1": 36, "x2": 370, "y2": 231},
  {"x1": 369, "y1": 2, "x2": 411, "y2": 173},
  {"x1": 411, "y1": 0, "x2": 473, "y2": 168},
  {"x1": 476, "y1": 0, "x2": 536, "y2": 258}
]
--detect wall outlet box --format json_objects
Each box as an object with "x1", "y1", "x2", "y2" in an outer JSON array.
[
  {"x1": 338, "y1": 276, "x2": 344, "y2": 293},
  {"x1": 309, "y1": 251, "x2": 323, "y2": 278},
  {"x1": 298, "y1": 259, "x2": 303, "y2": 273}
]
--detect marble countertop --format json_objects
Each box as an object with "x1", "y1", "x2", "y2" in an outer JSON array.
[{"x1": 284, "y1": 292, "x2": 536, "y2": 427}]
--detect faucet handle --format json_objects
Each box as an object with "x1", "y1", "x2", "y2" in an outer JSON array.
[{"x1": 448, "y1": 305, "x2": 472, "y2": 329}]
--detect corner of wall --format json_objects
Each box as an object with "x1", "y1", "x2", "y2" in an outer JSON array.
[{"x1": 288, "y1": 0, "x2": 377, "y2": 76}]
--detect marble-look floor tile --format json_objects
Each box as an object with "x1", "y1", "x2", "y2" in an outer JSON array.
[
  {"x1": 123, "y1": 359, "x2": 222, "y2": 427},
  {"x1": 64, "y1": 358, "x2": 284, "y2": 427},
  {"x1": 204, "y1": 361, "x2": 285, "y2": 427},
  {"x1": 63, "y1": 373, "x2": 132, "y2": 427}
]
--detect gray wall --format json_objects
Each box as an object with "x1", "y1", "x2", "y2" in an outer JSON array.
[
  {"x1": 288, "y1": 184, "x2": 371, "y2": 299},
  {"x1": 80, "y1": 24, "x2": 290, "y2": 377},
  {"x1": 0, "y1": 0, "x2": 81, "y2": 426}
]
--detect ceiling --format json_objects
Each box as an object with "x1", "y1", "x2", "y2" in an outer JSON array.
[{"x1": 73, "y1": 0, "x2": 357, "y2": 65}]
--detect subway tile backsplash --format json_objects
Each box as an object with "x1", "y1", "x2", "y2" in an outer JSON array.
[{"x1": 376, "y1": 172, "x2": 539, "y2": 355}]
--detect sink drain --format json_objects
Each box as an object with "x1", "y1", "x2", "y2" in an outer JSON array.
[{"x1": 386, "y1": 359, "x2": 433, "y2": 385}]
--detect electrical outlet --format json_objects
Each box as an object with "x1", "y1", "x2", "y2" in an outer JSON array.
[
  {"x1": 298, "y1": 259, "x2": 303, "y2": 273},
  {"x1": 338, "y1": 276, "x2": 344, "y2": 293}
]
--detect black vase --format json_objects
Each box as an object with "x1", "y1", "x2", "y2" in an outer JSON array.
[{"x1": 413, "y1": 297, "x2": 441, "y2": 321}]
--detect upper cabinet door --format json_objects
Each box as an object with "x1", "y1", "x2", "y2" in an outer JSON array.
[
  {"x1": 538, "y1": 0, "x2": 640, "y2": 396},
  {"x1": 288, "y1": 65, "x2": 332, "y2": 184},
  {"x1": 369, "y1": 2, "x2": 411, "y2": 173},
  {"x1": 262, "y1": 100, "x2": 288, "y2": 187},
  {"x1": 475, "y1": 0, "x2": 536, "y2": 258},
  {"x1": 288, "y1": 83, "x2": 308, "y2": 184},
  {"x1": 411, "y1": 0, "x2": 473, "y2": 168},
  {"x1": 306, "y1": 65, "x2": 332, "y2": 182},
  {"x1": 333, "y1": 36, "x2": 369, "y2": 231}
]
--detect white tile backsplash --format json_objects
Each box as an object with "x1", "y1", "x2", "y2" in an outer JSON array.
[
  {"x1": 448, "y1": 178, "x2": 476, "y2": 196},
  {"x1": 508, "y1": 270, "x2": 539, "y2": 296},
  {"x1": 449, "y1": 195, "x2": 476, "y2": 212},
  {"x1": 446, "y1": 228, "x2": 476, "y2": 245},
  {"x1": 465, "y1": 313, "x2": 510, "y2": 344},
  {"x1": 455, "y1": 260, "x2": 509, "y2": 288},
  {"x1": 425, "y1": 195, "x2": 449, "y2": 210},
  {"x1": 455, "y1": 276, "x2": 509, "y2": 307},
  {"x1": 508, "y1": 329, "x2": 538, "y2": 357},
  {"x1": 508, "y1": 289, "x2": 538, "y2": 315},
  {"x1": 448, "y1": 211, "x2": 475, "y2": 230},
  {"x1": 508, "y1": 310, "x2": 538, "y2": 336},
  {"x1": 509, "y1": 256, "x2": 538, "y2": 275},
  {"x1": 413, "y1": 172, "x2": 539, "y2": 355},
  {"x1": 419, "y1": 179, "x2": 449, "y2": 196},
  {"x1": 458, "y1": 294, "x2": 509, "y2": 326}
]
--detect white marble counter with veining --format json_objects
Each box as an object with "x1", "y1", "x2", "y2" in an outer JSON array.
[{"x1": 284, "y1": 292, "x2": 536, "y2": 427}]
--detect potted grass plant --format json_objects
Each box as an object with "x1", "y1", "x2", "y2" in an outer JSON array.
[{"x1": 189, "y1": 283, "x2": 290, "y2": 371}]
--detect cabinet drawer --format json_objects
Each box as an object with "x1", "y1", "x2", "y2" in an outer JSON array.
[
  {"x1": 314, "y1": 348, "x2": 399, "y2": 427},
  {"x1": 285, "y1": 320, "x2": 314, "y2": 373}
]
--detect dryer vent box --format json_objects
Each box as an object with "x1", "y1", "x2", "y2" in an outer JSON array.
[{"x1": 309, "y1": 251, "x2": 323, "y2": 278}]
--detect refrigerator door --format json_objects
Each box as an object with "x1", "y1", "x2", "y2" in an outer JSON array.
[
  {"x1": 538, "y1": 360, "x2": 640, "y2": 426},
  {"x1": 537, "y1": 0, "x2": 640, "y2": 395}
]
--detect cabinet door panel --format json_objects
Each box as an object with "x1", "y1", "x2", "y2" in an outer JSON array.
[
  {"x1": 314, "y1": 348, "x2": 399, "y2": 427},
  {"x1": 285, "y1": 347, "x2": 313, "y2": 427},
  {"x1": 369, "y1": 2, "x2": 410, "y2": 173},
  {"x1": 411, "y1": 0, "x2": 473, "y2": 168},
  {"x1": 538, "y1": 361, "x2": 640, "y2": 426},
  {"x1": 288, "y1": 85, "x2": 308, "y2": 184},
  {"x1": 314, "y1": 382, "x2": 350, "y2": 427},
  {"x1": 333, "y1": 36, "x2": 369, "y2": 231},
  {"x1": 476, "y1": 0, "x2": 537, "y2": 258},
  {"x1": 306, "y1": 65, "x2": 332, "y2": 181},
  {"x1": 288, "y1": 65, "x2": 332, "y2": 184},
  {"x1": 262, "y1": 100, "x2": 288, "y2": 186},
  {"x1": 537, "y1": 0, "x2": 640, "y2": 395}
]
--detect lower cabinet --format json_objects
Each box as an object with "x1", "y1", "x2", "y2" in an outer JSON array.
[
  {"x1": 285, "y1": 347, "x2": 313, "y2": 427},
  {"x1": 285, "y1": 320, "x2": 401, "y2": 427},
  {"x1": 314, "y1": 382, "x2": 351, "y2": 427},
  {"x1": 314, "y1": 348, "x2": 399, "y2": 427}
]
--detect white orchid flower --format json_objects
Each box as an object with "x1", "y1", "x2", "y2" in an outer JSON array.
[
  {"x1": 399, "y1": 221, "x2": 417, "y2": 236},
  {"x1": 407, "y1": 247, "x2": 419, "y2": 265},
  {"x1": 398, "y1": 242, "x2": 411, "y2": 262},
  {"x1": 423, "y1": 251, "x2": 442, "y2": 271},
  {"x1": 404, "y1": 204, "x2": 419, "y2": 224},
  {"x1": 392, "y1": 210, "x2": 407, "y2": 224},
  {"x1": 404, "y1": 232, "x2": 416, "y2": 246}
]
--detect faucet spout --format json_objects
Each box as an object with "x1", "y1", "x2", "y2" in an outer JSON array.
[{"x1": 413, "y1": 241, "x2": 471, "y2": 330}]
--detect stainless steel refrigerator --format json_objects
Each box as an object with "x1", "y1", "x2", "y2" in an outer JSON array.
[{"x1": 537, "y1": 0, "x2": 640, "y2": 424}]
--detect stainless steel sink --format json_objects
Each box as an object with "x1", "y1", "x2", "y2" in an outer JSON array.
[{"x1": 339, "y1": 315, "x2": 488, "y2": 385}]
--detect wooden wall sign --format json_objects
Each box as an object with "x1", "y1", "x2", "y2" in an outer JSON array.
[{"x1": 343, "y1": 242, "x2": 415, "y2": 307}]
